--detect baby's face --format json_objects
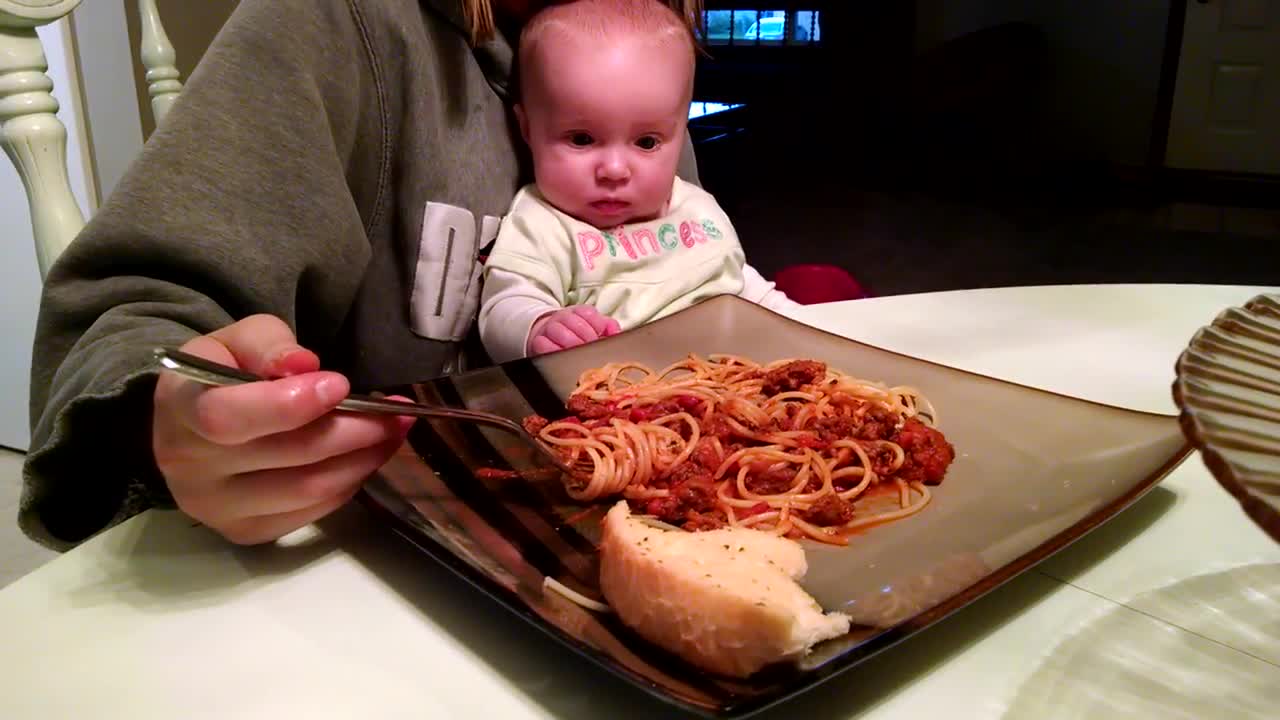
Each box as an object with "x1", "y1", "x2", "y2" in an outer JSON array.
[{"x1": 518, "y1": 32, "x2": 692, "y2": 229}]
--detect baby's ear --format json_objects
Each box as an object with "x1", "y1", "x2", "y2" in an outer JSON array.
[{"x1": 514, "y1": 104, "x2": 530, "y2": 144}]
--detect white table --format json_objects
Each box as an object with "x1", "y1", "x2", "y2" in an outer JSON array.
[{"x1": 3, "y1": 284, "x2": 1279, "y2": 719}]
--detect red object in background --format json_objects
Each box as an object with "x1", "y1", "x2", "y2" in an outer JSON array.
[{"x1": 771, "y1": 264, "x2": 871, "y2": 305}]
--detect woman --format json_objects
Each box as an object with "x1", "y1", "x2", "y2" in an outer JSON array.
[{"x1": 23, "y1": 0, "x2": 704, "y2": 549}]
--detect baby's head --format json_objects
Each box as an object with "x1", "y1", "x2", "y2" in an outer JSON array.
[{"x1": 515, "y1": 0, "x2": 697, "y2": 229}]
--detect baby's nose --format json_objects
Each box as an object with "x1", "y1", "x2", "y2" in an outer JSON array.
[{"x1": 596, "y1": 152, "x2": 630, "y2": 182}]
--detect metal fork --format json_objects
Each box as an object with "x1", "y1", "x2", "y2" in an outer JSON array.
[{"x1": 151, "y1": 347, "x2": 575, "y2": 477}]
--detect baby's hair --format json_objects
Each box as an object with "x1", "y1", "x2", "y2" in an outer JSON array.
[
  {"x1": 515, "y1": 0, "x2": 698, "y2": 101},
  {"x1": 463, "y1": 0, "x2": 705, "y2": 48}
]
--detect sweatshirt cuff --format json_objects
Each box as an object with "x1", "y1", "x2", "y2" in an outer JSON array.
[{"x1": 20, "y1": 370, "x2": 175, "y2": 550}]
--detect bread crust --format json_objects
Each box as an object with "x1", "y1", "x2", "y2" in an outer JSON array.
[{"x1": 598, "y1": 501, "x2": 851, "y2": 678}]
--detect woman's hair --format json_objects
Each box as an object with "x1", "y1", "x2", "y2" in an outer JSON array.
[{"x1": 461, "y1": 0, "x2": 705, "y2": 46}]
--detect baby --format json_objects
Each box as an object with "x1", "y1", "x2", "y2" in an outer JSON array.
[{"x1": 478, "y1": 0, "x2": 799, "y2": 363}]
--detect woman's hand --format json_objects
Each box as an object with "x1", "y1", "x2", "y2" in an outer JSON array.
[
  {"x1": 151, "y1": 314, "x2": 413, "y2": 544},
  {"x1": 527, "y1": 305, "x2": 621, "y2": 356}
]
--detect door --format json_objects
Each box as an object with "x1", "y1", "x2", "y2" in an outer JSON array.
[{"x1": 1165, "y1": 0, "x2": 1280, "y2": 174}]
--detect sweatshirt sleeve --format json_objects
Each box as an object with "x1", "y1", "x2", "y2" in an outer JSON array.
[
  {"x1": 478, "y1": 193, "x2": 573, "y2": 363},
  {"x1": 22, "y1": 0, "x2": 382, "y2": 548},
  {"x1": 476, "y1": 268, "x2": 560, "y2": 363},
  {"x1": 739, "y1": 264, "x2": 804, "y2": 314}
]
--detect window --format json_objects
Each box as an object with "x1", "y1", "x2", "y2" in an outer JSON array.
[
  {"x1": 701, "y1": 9, "x2": 822, "y2": 46},
  {"x1": 688, "y1": 101, "x2": 746, "y2": 144},
  {"x1": 688, "y1": 101, "x2": 744, "y2": 120}
]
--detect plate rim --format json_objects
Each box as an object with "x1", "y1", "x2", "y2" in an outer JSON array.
[
  {"x1": 1172, "y1": 291, "x2": 1280, "y2": 543},
  {"x1": 357, "y1": 444, "x2": 1191, "y2": 717},
  {"x1": 669, "y1": 296, "x2": 1182, "y2": 420}
]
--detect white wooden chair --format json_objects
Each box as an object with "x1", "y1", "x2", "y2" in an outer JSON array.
[{"x1": 0, "y1": 0, "x2": 183, "y2": 278}]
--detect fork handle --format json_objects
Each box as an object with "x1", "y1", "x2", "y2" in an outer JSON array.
[{"x1": 151, "y1": 347, "x2": 529, "y2": 435}]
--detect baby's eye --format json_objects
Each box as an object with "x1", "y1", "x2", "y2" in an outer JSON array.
[
  {"x1": 635, "y1": 135, "x2": 660, "y2": 151},
  {"x1": 569, "y1": 132, "x2": 594, "y2": 147}
]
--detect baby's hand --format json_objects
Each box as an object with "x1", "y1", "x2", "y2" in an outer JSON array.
[{"x1": 527, "y1": 305, "x2": 621, "y2": 356}]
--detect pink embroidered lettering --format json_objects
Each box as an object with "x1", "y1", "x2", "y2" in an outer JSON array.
[
  {"x1": 578, "y1": 218, "x2": 720, "y2": 271},
  {"x1": 632, "y1": 228, "x2": 658, "y2": 256},
  {"x1": 614, "y1": 229, "x2": 638, "y2": 260},
  {"x1": 578, "y1": 231, "x2": 604, "y2": 271}
]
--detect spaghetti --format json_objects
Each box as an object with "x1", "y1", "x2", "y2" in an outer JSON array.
[{"x1": 525, "y1": 354, "x2": 956, "y2": 545}]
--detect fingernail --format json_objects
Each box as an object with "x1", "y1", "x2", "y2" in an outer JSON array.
[
  {"x1": 275, "y1": 343, "x2": 303, "y2": 357},
  {"x1": 263, "y1": 345, "x2": 306, "y2": 377},
  {"x1": 315, "y1": 375, "x2": 348, "y2": 406}
]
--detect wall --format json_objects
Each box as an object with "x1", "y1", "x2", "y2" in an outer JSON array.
[
  {"x1": 915, "y1": 0, "x2": 1172, "y2": 168},
  {"x1": 915, "y1": 0, "x2": 1029, "y2": 50},
  {"x1": 124, "y1": 0, "x2": 240, "y2": 138},
  {"x1": 70, "y1": 0, "x2": 145, "y2": 206}
]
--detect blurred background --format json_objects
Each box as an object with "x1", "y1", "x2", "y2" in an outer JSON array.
[{"x1": 687, "y1": 2, "x2": 1279, "y2": 297}]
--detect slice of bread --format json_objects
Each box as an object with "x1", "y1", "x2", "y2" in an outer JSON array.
[{"x1": 597, "y1": 501, "x2": 851, "y2": 678}]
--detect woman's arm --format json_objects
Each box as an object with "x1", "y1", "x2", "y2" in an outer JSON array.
[{"x1": 24, "y1": 0, "x2": 384, "y2": 547}]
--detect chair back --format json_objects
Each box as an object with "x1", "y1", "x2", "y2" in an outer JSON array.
[{"x1": 0, "y1": 0, "x2": 183, "y2": 278}]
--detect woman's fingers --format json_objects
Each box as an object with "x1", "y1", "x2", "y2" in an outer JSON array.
[
  {"x1": 216, "y1": 486, "x2": 361, "y2": 546},
  {"x1": 151, "y1": 314, "x2": 415, "y2": 546},
  {"x1": 206, "y1": 314, "x2": 320, "y2": 378},
  {"x1": 211, "y1": 430, "x2": 409, "y2": 522},
  {"x1": 208, "y1": 411, "x2": 409, "y2": 476},
  {"x1": 172, "y1": 370, "x2": 350, "y2": 446}
]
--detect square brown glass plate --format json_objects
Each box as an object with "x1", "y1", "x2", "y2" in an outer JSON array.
[{"x1": 358, "y1": 295, "x2": 1191, "y2": 718}]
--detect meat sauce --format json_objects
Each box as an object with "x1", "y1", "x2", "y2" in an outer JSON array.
[{"x1": 483, "y1": 360, "x2": 957, "y2": 533}]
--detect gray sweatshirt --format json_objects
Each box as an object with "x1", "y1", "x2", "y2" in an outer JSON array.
[{"x1": 22, "y1": 0, "x2": 700, "y2": 548}]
